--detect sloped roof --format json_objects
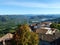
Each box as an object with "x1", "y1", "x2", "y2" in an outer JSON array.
[
  {"x1": 41, "y1": 22, "x2": 52, "y2": 25},
  {"x1": 39, "y1": 32, "x2": 60, "y2": 42},
  {"x1": 39, "y1": 34, "x2": 55, "y2": 42},
  {"x1": 36, "y1": 28, "x2": 47, "y2": 34},
  {"x1": 0, "y1": 33, "x2": 13, "y2": 42},
  {"x1": 36, "y1": 27, "x2": 60, "y2": 42}
]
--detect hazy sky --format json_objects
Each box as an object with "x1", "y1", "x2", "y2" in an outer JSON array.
[{"x1": 0, "y1": 0, "x2": 60, "y2": 14}]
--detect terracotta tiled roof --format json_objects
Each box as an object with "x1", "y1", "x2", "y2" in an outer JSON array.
[
  {"x1": 39, "y1": 34, "x2": 55, "y2": 42},
  {"x1": 41, "y1": 22, "x2": 51, "y2": 25},
  {"x1": 36, "y1": 28, "x2": 47, "y2": 34},
  {"x1": 39, "y1": 32, "x2": 60, "y2": 42}
]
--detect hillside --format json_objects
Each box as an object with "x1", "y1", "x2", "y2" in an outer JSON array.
[
  {"x1": 44, "y1": 17, "x2": 60, "y2": 23},
  {"x1": 0, "y1": 15, "x2": 60, "y2": 36}
]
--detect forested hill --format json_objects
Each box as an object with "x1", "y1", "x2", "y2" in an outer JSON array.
[
  {"x1": 44, "y1": 17, "x2": 60, "y2": 23},
  {"x1": 0, "y1": 15, "x2": 60, "y2": 36},
  {"x1": 0, "y1": 15, "x2": 60, "y2": 24},
  {"x1": 0, "y1": 15, "x2": 60, "y2": 21}
]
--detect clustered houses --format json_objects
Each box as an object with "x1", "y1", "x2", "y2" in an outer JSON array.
[
  {"x1": 30, "y1": 22, "x2": 60, "y2": 45},
  {"x1": 30, "y1": 22, "x2": 58, "y2": 35}
]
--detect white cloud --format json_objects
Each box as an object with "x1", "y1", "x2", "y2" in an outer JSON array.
[
  {"x1": 1, "y1": 1, "x2": 60, "y2": 8},
  {"x1": 3, "y1": 2, "x2": 47, "y2": 8}
]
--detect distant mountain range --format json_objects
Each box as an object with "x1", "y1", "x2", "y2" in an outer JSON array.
[{"x1": 0, "y1": 15, "x2": 60, "y2": 23}]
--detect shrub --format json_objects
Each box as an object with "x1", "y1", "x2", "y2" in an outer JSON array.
[{"x1": 13, "y1": 24, "x2": 39, "y2": 45}]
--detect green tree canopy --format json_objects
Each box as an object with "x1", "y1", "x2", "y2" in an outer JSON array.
[
  {"x1": 50, "y1": 23, "x2": 60, "y2": 30},
  {"x1": 13, "y1": 24, "x2": 39, "y2": 45}
]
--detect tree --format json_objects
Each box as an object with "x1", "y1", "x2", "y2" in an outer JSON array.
[
  {"x1": 50, "y1": 23, "x2": 56, "y2": 28},
  {"x1": 13, "y1": 24, "x2": 39, "y2": 45},
  {"x1": 50, "y1": 23, "x2": 60, "y2": 30}
]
